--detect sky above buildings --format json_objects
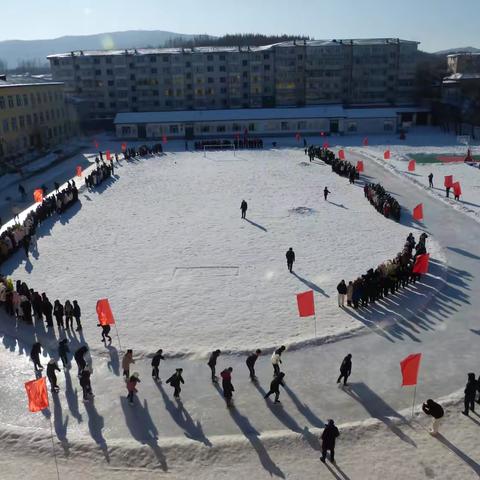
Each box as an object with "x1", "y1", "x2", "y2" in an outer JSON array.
[{"x1": 3, "y1": 0, "x2": 479, "y2": 52}]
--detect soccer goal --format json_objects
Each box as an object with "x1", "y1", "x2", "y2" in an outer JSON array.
[
  {"x1": 203, "y1": 143, "x2": 236, "y2": 157},
  {"x1": 457, "y1": 135, "x2": 471, "y2": 147}
]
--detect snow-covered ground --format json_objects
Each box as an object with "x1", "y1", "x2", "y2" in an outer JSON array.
[{"x1": 1, "y1": 147, "x2": 443, "y2": 356}]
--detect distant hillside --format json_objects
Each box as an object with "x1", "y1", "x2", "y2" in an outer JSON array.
[
  {"x1": 434, "y1": 46, "x2": 480, "y2": 55},
  {"x1": 0, "y1": 30, "x2": 205, "y2": 68}
]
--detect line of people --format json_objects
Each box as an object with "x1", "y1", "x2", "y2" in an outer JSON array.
[
  {"x1": 364, "y1": 182, "x2": 401, "y2": 221},
  {"x1": 309, "y1": 146, "x2": 359, "y2": 184}
]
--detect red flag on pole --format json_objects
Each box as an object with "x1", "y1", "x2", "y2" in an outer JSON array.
[
  {"x1": 320, "y1": 131, "x2": 325, "y2": 137},
  {"x1": 76, "y1": 166, "x2": 82, "y2": 177},
  {"x1": 296, "y1": 290, "x2": 315, "y2": 317},
  {"x1": 444, "y1": 175, "x2": 453, "y2": 188},
  {"x1": 121, "y1": 142, "x2": 127, "y2": 152},
  {"x1": 25, "y1": 377, "x2": 49, "y2": 412},
  {"x1": 93, "y1": 139, "x2": 99, "y2": 149},
  {"x1": 162, "y1": 134, "x2": 167, "y2": 144},
  {"x1": 362, "y1": 137, "x2": 369, "y2": 146},
  {"x1": 338, "y1": 149, "x2": 345, "y2": 160},
  {"x1": 413, "y1": 203, "x2": 423, "y2": 221},
  {"x1": 453, "y1": 182, "x2": 462, "y2": 197},
  {"x1": 384, "y1": 149, "x2": 391, "y2": 160},
  {"x1": 96, "y1": 299, "x2": 115, "y2": 326},
  {"x1": 33, "y1": 189, "x2": 43, "y2": 203},
  {"x1": 400, "y1": 353, "x2": 422, "y2": 386},
  {"x1": 295, "y1": 132, "x2": 301, "y2": 141},
  {"x1": 323, "y1": 142, "x2": 329, "y2": 149},
  {"x1": 106, "y1": 150, "x2": 111, "y2": 161},
  {"x1": 413, "y1": 253, "x2": 430, "y2": 274},
  {"x1": 356, "y1": 160, "x2": 364, "y2": 173},
  {"x1": 408, "y1": 159, "x2": 416, "y2": 172}
]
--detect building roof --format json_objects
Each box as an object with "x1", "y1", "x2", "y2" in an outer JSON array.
[
  {"x1": 47, "y1": 38, "x2": 419, "y2": 59},
  {"x1": 443, "y1": 73, "x2": 480, "y2": 82},
  {"x1": 0, "y1": 74, "x2": 62, "y2": 89},
  {"x1": 114, "y1": 105, "x2": 428, "y2": 125},
  {"x1": 447, "y1": 52, "x2": 480, "y2": 58}
]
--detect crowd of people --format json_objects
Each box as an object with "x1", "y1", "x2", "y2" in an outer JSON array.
[
  {"x1": 309, "y1": 146, "x2": 360, "y2": 184},
  {"x1": 85, "y1": 159, "x2": 116, "y2": 188},
  {"x1": 363, "y1": 183, "x2": 401, "y2": 221},
  {"x1": 122, "y1": 144, "x2": 163, "y2": 158},
  {"x1": 336, "y1": 232, "x2": 428, "y2": 309}
]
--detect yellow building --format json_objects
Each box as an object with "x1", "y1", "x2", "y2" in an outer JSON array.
[{"x1": 0, "y1": 75, "x2": 79, "y2": 163}]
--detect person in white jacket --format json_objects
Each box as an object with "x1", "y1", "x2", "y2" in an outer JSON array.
[{"x1": 271, "y1": 345, "x2": 286, "y2": 377}]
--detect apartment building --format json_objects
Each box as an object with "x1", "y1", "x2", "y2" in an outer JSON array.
[
  {"x1": 447, "y1": 52, "x2": 480, "y2": 75},
  {"x1": 48, "y1": 38, "x2": 419, "y2": 124},
  {"x1": 0, "y1": 75, "x2": 79, "y2": 162}
]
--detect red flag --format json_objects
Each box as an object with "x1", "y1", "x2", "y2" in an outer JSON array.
[
  {"x1": 121, "y1": 142, "x2": 127, "y2": 152},
  {"x1": 76, "y1": 166, "x2": 82, "y2": 177},
  {"x1": 408, "y1": 159, "x2": 416, "y2": 172},
  {"x1": 384, "y1": 150, "x2": 391, "y2": 160},
  {"x1": 162, "y1": 134, "x2": 167, "y2": 144},
  {"x1": 444, "y1": 175, "x2": 453, "y2": 188},
  {"x1": 362, "y1": 137, "x2": 369, "y2": 146},
  {"x1": 25, "y1": 377, "x2": 49, "y2": 412},
  {"x1": 338, "y1": 149, "x2": 345, "y2": 160},
  {"x1": 33, "y1": 189, "x2": 43, "y2": 203},
  {"x1": 323, "y1": 142, "x2": 329, "y2": 149},
  {"x1": 96, "y1": 298, "x2": 115, "y2": 326},
  {"x1": 453, "y1": 182, "x2": 462, "y2": 197},
  {"x1": 356, "y1": 160, "x2": 364, "y2": 173},
  {"x1": 413, "y1": 203, "x2": 423, "y2": 221},
  {"x1": 320, "y1": 131, "x2": 325, "y2": 137},
  {"x1": 400, "y1": 353, "x2": 422, "y2": 386},
  {"x1": 295, "y1": 132, "x2": 301, "y2": 141},
  {"x1": 296, "y1": 290, "x2": 315, "y2": 317},
  {"x1": 93, "y1": 139, "x2": 99, "y2": 149},
  {"x1": 413, "y1": 253, "x2": 430, "y2": 274},
  {"x1": 106, "y1": 150, "x2": 111, "y2": 161}
]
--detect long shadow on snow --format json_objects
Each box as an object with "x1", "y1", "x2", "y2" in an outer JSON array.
[
  {"x1": 435, "y1": 433, "x2": 480, "y2": 475},
  {"x1": 52, "y1": 393, "x2": 70, "y2": 456},
  {"x1": 244, "y1": 218, "x2": 268, "y2": 232},
  {"x1": 283, "y1": 384, "x2": 325, "y2": 428},
  {"x1": 85, "y1": 399, "x2": 110, "y2": 463},
  {"x1": 291, "y1": 271, "x2": 329, "y2": 297}
]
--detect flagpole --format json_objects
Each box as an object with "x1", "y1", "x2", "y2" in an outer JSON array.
[
  {"x1": 411, "y1": 385, "x2": 417, "y2": 418},
  {"x1": 48, "y1": 414, "x2": 61, "y2": 480},
  {"x1": 314, "y1": 314, "x2": 317, "y2": 337},
  {"x1": 114, "y1": 324, "x2": 122, "y2": 352}
]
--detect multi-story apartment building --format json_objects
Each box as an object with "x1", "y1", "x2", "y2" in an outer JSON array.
[
  {"x1": 0, "y1": 75, "x2": 79, "y2": 162},
  {"x1": 447, "y1": 52, "x2": 480, "y2": 75},
  {"x1": 48, "y1": 38, "x2": 419, "y2": 124}
]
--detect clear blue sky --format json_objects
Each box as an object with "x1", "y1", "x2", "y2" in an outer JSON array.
[{"x1": 3, "y1": 0, "x2": 479, "y2": 52}]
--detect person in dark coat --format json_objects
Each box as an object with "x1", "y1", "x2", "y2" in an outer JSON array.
[
  {"x1": 64, "y1": 300, "x2": 74, "y2": 329},
  {"x1": 80, "y1": 367, "x2": 93, "y2": 401},
  {"x1": 337, "y1": 280, "x2": 347, "y2": 307},
  {"x1": 207, "y1": 349, "x2": 221, "y2": 383},
  {"x1": 72, "y1": 300, "x2": 82, "y2": 331},
  {"x1": 21, "y1": 297, "x2": 33, "y2": 323},
  {"x1": 22, "y1": 235, "x2": 30, "y2": 257},
  {"x1": 58, "y1": 339, "x2": 70, "y2": 369},
  {"x1": 166, "y1": 368, "x2": 184, "y2": 398},
  {"x1": 98, "y1": 323, "x2": 112, "y2": 344},
  {"x1": 30, "y1": 342, "x2": 43, "y2": 370},
  {"x1": 47, "y1": 359, "x2": 61, "y2": 392},
  {"x1": 42, "y1": 293, "x2": 53, "y2": 327},
  {"x1": 324, "y1": 187, "x2": 331, "y2": 201},
  {"x1": 74, "y1": 346, "x2": 88, "y2": 376},
  {"x1": 320, "y1": 419, "x2": 340, "y2": 463},
  {"x1": 246, "y1": 349, "x2": 262, "y2": 381},
  {"x1": 286, "y1": 248, "x2": 295, "y2": 273},
  {"x1": 264, "y1": 372, "x2": 285, "y2": 403},
  {"x1": 53, "y1": 300, "x2": 64, "y2": 329},
  {"x1": 336, "y1": 354, "x2": 352, "y2": 386},
  {"x1": 428, "y1": 173, "x2": 433, "y2": 188},
  {"x1": 221, "y1": 367, "x2": 235, "y2": 407},
  {"x1": 240, "y1": 200, "x2": 248, "y2": 219},
  {"x1": 32, "y1": 292, "x2": 43, "y2": 322},
  {"x1": 462, "y1": 372, "x2": 477, "y2": 416},
  {"x1": 151, "y1": 349, "x2": 165, "y2": 381},
  {"x1": 422, "y1": 399, "x2": 444, "y2": 434}
]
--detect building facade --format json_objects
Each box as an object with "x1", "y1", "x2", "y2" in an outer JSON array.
[
  {"x1": 447, "y1": 53, "x2": 480, "y2": 75},
  {"x1": 48, "y1": 39, "x2": 419, "y2": 123},
  {"x1": 0, "y1": 76, "x2": 79, "y2": 162}
]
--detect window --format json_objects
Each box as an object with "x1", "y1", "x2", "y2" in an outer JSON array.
[
  {"x1": 242, "y1": 60, "x2": 248, "y2": 66},
  {"x1": 207, "y1": 55, "x2": 213, "y2": 61},
  {"x1": 95, "y1": 69, "x2": 101, "y2": 75},
  {"x1": 108, "y1": 80, "x2": 114, "y2": 86},
  {"x1": 26, "y1": 114, "x2": 32, "y2": 126},
  {"x1": 30, "y1": 93, "x2": 35, "y2": 106},
  {"x1": 37, "y1": 93, "x2": 41, "y2": 104},
  {"x1": 264, "y1": 65, "x2": 270, "y2": 71},
  {"x1": 207, "y1": 77, "x2": 214, "y2": 84},
  {"x1": 281, "y1": 121, "x2": 289, "y2": 131},
  {"x1": 216, "y1": 125, "x2": 226, "y2": 132},
  {"x1": 8, "y1": 96, "x2": 14, "y2": 107},
  {"x1": 149, "y1": 56, "x2": 156, "y2": 63},
  {"x1": 297, "y1": 121, "x2": 306, "y2": 130},
  {"x1": 106, "y1": 57, "x2": 112, "y2": 64},
  {"x1": 39, "y1": 112, "x2": 44, "y2": 123},
  {"x1": 201, "y1": 125, "x2": 210, "y2": 133},
  {"x1": 16, "y1": 95, "x2": 22, "y2": 106},
  {"x1": 48, "y1": 92, "x2": 53, "y2": 102},
  {"x1": 169, "y1": 125, "x2": 179, "y2": 133},
  {"x1": 19, "y1": 116, "x2": 25, "y2": 128},
  {"x1": 151, "y1": 68, "x2": 157, "y2": 74},
  {"x1": 2, "y1": 119, "x2": 9, "y2": 132},
  {"x1": 347, "y1": 122, "x2": 357, "y2": 132},
  {"x1": 383, "y1": 121, "x2": 394, "y2": 131},
  {"x1": 23, "y1": 94, "x2": 28, "y2": 106},
  {"x1": 33, "y1": 113, "x2": 38, "y2": 124},
  {"x1": 162, "y1": 56, "x2": 169, "y2": 62},
  {"x1": 233, "y1": 123, "x2": 241, "y2": 131},
  {"x1": 106, "y1": 69, "x2": 113, "y2": 75},
  {"x1": 207, "y1": 66, "x2": 214, "y2": 72},
  {"x1": 219, "y1": 65, "x2": 226, "y2": 72},
  {"x1": 46, "y1": 111, "x2": 50, "y2": 121},
  {"x1": 0, "y1": 97, "x2": 4, "y2": 109},
  {"x1": 248, "y1": 123, "x2": 255, "y2": 132},
  {"x1": 43, "y1": 93, "x2": 47, "y2": 102},
  {"x1": 121, "y1": 126, "x2": 132, "y2": 135}
]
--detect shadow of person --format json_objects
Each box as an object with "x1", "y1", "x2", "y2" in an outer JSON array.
[
  {"x1": 435, "y1": 433, "x2": 480, "y2": 474},
  {"x1": 106, "y1": 345, "x2": 120, "y2": 376},
  {"x1": 84, "y1": 400, "x2": 110, "y2": 463},
  {"x1": 447, "y1": 246, "x2": 480, "y2": 260},
  {"x1": 64, "y1": 369, "x2": 82, "y2": 423},
  {"x1": 120, "y1": 397, "x2": 167, "y2": 471},
  {"x1": 25, "y1": 256, "x2": 33, "y2": 273},
  {"x1": 283, "y1": 384, "x2": 325, "y2": 428},
  {"x1": 245, "y1": 218, "x2": 268, "y2": 232},
  {"x1": 325, "y1": 461, "x2": 352, "y2": 480},
  {"x1": 343, "y1": 382, "x2": 416, "y2": 447},
  {"x1": 328, "y1": 201, "x2": 348, "y2": 210},
  {"x1": 156, "y1": 382, "x2": 211, "y2": 446},
  {"x1": 52, "y1": 393, "x2": 70, "y2": 456},
  {"x1": 470, "y1": 329, "x2": 480, "y2": 336},
  {"x1": 291, "y1": 272, "x2": 329, "y2": 297}
]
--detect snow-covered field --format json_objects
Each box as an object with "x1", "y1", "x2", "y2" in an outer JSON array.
[{"x1": 1, "y1": 147, "x2": 443, "y2": 356}]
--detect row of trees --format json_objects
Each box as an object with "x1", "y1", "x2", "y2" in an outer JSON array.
[{"x1": 0, "y1": 58, "x2": 50, "y2": 75}]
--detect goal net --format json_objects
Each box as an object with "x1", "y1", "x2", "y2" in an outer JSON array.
[
  {"x1": 457, "y1": 135, "x2": 471, "y2": 146},
  {"x1": 203, "y1": 143, "x2": 236, "y2": 157}
]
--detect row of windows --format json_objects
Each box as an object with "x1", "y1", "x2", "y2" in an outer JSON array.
[
  {"x1": 2, "y1": 124, "x2": 70, "y2": 155},
  {"x1": 0, "y1": 108, "x2": 66, "y2": 133},
  {"x1": 0, "y1": 90, "x2": 63, "y2": 110}
]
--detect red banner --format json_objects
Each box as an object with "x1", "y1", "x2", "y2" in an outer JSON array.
[
  {"x1": 121, "y1": 143, "x2": 127, "y2": 152},
  {"x1": 295, "y1": 132, "x2": 301, "y2": 141},
  {"x1": 413, "y1": 254, "x2": 430, "y2": 274},
  {"x1": 362, "y1": 137, "x2": 369, "y2": 146},
  {"x1": 444, "y1": 175, "x2": 453, "y2": 188},
  {"x1": 384, "y1": 150, "x2": 391, "y2": 160},
  {"x1": 453, "y1": 182, "x2": 462, "y2": 197},
  {"x1": 76, "y1": 166, "x2": 82, "y2": 177},
  {"x1": 413, "y1": 203, "x2": 423, "y2": 221},
  {"x1": 162, "y1": 134, "x2": 167, "y2": 144},
  {"x1": 356, "y1": 160, "x2": 364, "y2": 172},
  {"x1": 33, "y1": 189, "x2": 43, "y2": 203},
  {"x1": 93, "y1": 139, "x2": 99, "y2": 149},
  {"x1": 25, "y1": 377, "x2": 49, "y2": 412},
  {"x1": 296, "y1": 290, "x2": 315, "y2": 317},
  {"x1": 106, "y1": 150, "x2": 111, "y2": 161},
  {"x1": 400, "y1": 353, "x2": 422, "y2": 386},
  {"x1": 338, "y1": 149, "x2": 345, "y2": 160},
  {"x1": 96, "y1": 299, "x2": 115, "y2": 326},
  {"x1": 408, "y1": 160, "x2": 416, "y2": 172}
]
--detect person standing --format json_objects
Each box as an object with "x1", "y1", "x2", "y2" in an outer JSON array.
[
  {"x1": 428, "y1": 173, "x2": 433, "y2": 188},
  {"x1": 320, "y1": 419, "x2": 340, "y2": 464},
  {"x1": 422, "y1": 399, "x2": 444, "y2": 435},
  {"x1": 166, "y1": 368, "x2": 184, "y2": 399},
  {"x1": 53, "y1": 300, "x2": 64, "y2": 329},
  {"x1": 64, "y1": 300, "x2": 74, "y2": 330},
  {"x1": 246, "y1": 349, "x2": 262, "y2": 381},
  {"x1": 58, "y1": 339, "x2": 70, "y2": 369},
  {"x1": 122, "y1": 349, "x2": 135, "y2": 380},
  {"x1": 30, "y1": 342, "x2": 43, "y2": 371},
  {"x1": 126, "y1": 373, "x2": 140, "y2": 405},
  {"x1": 207, "y1": 349, "x2": 221, "y2": 383},
  {"x1": 337, "y1": 280, "x2": 347, "y2": 307},
  {"x1": 324, "y1": 187, "x2": 331, "y2": 201},
  {"x1": 151, "y1": 349, "x2": 165, "y2": 382},
  {"x1": 336, "y1": 354, "x2": 352, "y2": 386},
  {"x1": 221, "y1": 367, "x2": 235, "y2": 408},
  {"x1": 240, "y1": 200, "x2": 248, "y2": 219},
  {"x1": 22, "y1": 235, "x2": 30, "y2": 258},
  {"x1": 47, "y1": 359, "x2": 61, "y2": 393},
  {"x1": 74, "y1": 346, "x2": 88, "y2": 376},
  {"x1": 462, "y1": 372, "x2": 477, "y2": 416},
  {"x1": 271, "y1": 346, "x2": 285, "y2": 377},
  {"x1": 264, "y1": 372, "x2": 285, "y2": 403},
  {"x1": 286, "y1": 248, "x2": 295, "y2": 273},
  {"x1": 346, "y1": 281, "x2": 354, "y2": 307},
  {"x1": 42, "y1": 293, "x2": 53, "y2": 328},
  {"x1": 98, "y1": 323, "x2": 112, "y2": 344},
  {"x1": 72, "y1": 300, "x2": 82, "y2": 331}
]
